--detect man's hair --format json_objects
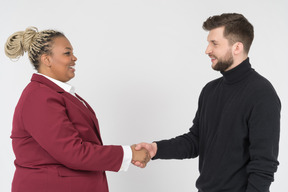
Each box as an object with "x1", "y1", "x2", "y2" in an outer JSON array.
[{"x1": 203, "y1": 13, "x2": 254, "y2": 54}]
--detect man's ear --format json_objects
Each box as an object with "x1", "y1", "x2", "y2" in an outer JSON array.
[
  {"x1": 40, "y1": 54, "x2": 51, "y2": 67},
  {"x1": 233, "y1": 42, "x2": 244, "y2": 55}
]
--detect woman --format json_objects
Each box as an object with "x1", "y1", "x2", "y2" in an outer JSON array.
[{"x1": 5, "y1": 27, "x2": 149, "y2": 192}]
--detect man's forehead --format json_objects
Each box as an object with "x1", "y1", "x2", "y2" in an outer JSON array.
[{"x1": 207, "y1": 27, "x2": 225, "y2": 42}]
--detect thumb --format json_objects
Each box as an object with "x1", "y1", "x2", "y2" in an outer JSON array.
[{"x1": 134, "y1": 143, "x2": 143, "y2": 150}]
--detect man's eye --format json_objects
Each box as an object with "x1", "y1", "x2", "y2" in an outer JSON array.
[{"x1": 65, "y1": 52, "x2": 71, "y2": 55}]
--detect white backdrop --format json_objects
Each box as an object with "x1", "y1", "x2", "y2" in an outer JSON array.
[{"x1": 0, "y1": 0, "x2": 287, "y2": 191}]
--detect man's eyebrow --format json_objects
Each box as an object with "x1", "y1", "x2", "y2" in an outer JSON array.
[{"x1": 65, "y1": 47, "x2": 72, "y2": 50}]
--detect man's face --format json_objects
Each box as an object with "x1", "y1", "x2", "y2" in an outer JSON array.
[{"x1": 205, "y1": 26, "x2": 234, "y2": 72}]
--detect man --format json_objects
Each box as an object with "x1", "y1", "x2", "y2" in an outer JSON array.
[{"x1": 134, "y1": 13, "x2": 281, "y2": 192}]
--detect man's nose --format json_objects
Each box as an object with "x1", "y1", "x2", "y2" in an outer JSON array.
[{"x1": 205, "y1": 45, "x2": 212, "y2": 55}]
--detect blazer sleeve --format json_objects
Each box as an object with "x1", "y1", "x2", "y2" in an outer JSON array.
[{"x1": 20, "y1": 86, "x2": 123, "y2": 172}]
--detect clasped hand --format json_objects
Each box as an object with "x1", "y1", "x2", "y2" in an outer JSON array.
[
  {"x1": 131, "y1": 142, "x2": 157, "y2": 168},
  {"x1": 130, "y1": 144, "x2": 150, "y2": 168}
]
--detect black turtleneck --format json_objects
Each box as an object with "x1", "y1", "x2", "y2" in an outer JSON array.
[{"x1": 153, "y1": 58, "x2": 281, "y2": 192}]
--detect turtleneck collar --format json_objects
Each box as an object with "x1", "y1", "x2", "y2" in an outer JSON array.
[{"x1": 221, "y1": 57, "x2": 253, "y2": 85}]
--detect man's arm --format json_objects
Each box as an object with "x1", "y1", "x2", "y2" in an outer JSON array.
[{"x1": 246, "y1": 83, "x2": 281, "y2": 192}]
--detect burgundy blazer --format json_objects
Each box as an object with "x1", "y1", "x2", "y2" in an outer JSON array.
[{"x1": 11, "y1": 74, "x2": 123, "y2": 192}]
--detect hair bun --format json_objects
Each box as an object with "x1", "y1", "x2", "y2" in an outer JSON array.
[
  {"x1": 22, "y1": 27, "x2": 39, "y2": 53},
  {"x1": 4, "y1": 27, "x2": 39, "y2": 60}
]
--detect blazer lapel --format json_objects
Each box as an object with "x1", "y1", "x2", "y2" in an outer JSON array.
[
  {"x1": 74, "y1": 93, "x2": 103, "y2": 143},
  {"x1": 75, "y1": 93, "x2": 95, "y2": 115},
  {"x1": 31, "y1": 74, "x2": 103, "y2": 144},
  {"x1": 62, "y1": 92, "x2": 103, "y2": 144}
]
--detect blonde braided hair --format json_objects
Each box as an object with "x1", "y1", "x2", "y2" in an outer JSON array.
[{"x1": 4, "y1": 27, "x2": 64, "y2": 70}]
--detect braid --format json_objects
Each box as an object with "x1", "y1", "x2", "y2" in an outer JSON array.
[{"x1": 5, "y1": 27, "x2": 65, "y2": 70}]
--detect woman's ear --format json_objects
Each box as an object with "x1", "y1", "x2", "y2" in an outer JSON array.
[{"x1": 40, "y1": 54, "x2": 51, "y2": 67}]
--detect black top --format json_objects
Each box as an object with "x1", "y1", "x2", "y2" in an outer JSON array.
[{"x1": 153, "y1": 58, "x2": 281, "y2": 192}]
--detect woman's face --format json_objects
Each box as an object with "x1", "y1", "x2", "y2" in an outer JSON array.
[{"x1": 47, "y1": 36, "x2": 77, "y2": 82}]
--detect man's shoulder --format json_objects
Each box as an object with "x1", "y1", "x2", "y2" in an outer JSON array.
[
  {"x1": 247, "y1": 70, "x2": 276, "y2": 91},
  {"x1": 244, "y1": 71, "x2": 280, "y2": 105},
  {"x1": 203, "y1": 76, "x2": 223, "y2": 89}
]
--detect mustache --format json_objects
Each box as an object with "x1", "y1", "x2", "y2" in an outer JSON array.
[{"x1": 208, "y1": 54, "x2": 217, "y2": 58}]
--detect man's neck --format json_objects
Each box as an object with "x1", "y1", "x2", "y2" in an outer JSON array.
[{"x1": 225, "y1": 55, "x2": 248, "y2": 72}]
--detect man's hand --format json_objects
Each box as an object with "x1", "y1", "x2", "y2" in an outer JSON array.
[
  {"x1": 130, "y1": 145, "x2": 150, "y2": 168},
  {"x1": 132, "y1": 142, "x2": 157, "y2": 168}
]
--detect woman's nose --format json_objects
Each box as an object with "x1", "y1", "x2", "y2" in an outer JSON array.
[{"x1": 72, "y1": 54, "x2": 77, "y2": 61}]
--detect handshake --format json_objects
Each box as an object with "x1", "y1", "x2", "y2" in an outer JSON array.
[{"x1": 130, "y1": 142, "x2": 157, "y2": 168}]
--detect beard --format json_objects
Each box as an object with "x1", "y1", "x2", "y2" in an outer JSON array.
[{"x1": 212, "y1": 50, "x2": 234, "y2": 72}]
